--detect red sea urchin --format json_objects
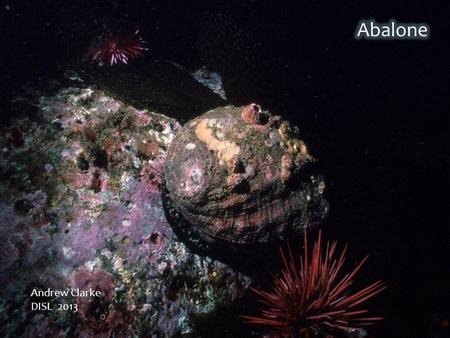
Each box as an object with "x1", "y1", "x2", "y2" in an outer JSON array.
[
  {"x1": 85, "y1": 29, "x2": 147, "y2": 66},
  {"x1": 242, "y1": 231, "x2": 386, "y2": 338}
]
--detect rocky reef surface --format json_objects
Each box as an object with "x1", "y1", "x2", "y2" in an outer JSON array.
[{"x1": 0, "y1": 87, "x2": 250, "y2": 337}]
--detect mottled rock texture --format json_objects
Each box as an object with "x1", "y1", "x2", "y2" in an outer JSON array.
[{"x1": 0, "y1": 87, "x2": 249, "y2": 338}]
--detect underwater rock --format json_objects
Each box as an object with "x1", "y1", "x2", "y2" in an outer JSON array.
[
  {"x1": 163, "y1": 104, "x2": 328, "y2": 247},
  {"x1": 191, "y1": 66, "x2": 227, "y2": 100},
  {"x1": 0, "y1": 87, "x2": 250, "y2": 337},
  {"x1": 74, "y1": 58, "x2": 225, "y2": 122}
]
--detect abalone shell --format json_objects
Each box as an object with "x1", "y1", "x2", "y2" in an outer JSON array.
[{"x1": 163, "y1": 104, "x2": 328, "y2": 245}]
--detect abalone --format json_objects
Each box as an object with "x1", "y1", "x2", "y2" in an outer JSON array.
[{"x1": 163, "y1": 104, "x2": 328, "y2": 246}]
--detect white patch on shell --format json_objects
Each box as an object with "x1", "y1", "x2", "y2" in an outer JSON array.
[
  {"x1": 185, "y1": 143, "x2": 196, "y2": 150},
  {"x1": 215, "y1": 131, "x2": 225, "y2": 139},
  {"x1": 185, "y1": 168, "x2": 203, "y2": 191},
  {"x1": 207, "y1": 118, "x2": 217, "y2": 127},
  {"x1": 243, "y1": 164, "x2": 254, "y2": 179},
  {"x1": 179, "y1": 163, "x2": 205, "y2": 197},
  {"x1": 195, "y1": 118, "x2": 240, "y2": 165}
]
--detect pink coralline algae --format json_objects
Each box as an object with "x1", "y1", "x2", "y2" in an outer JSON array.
[
  {"x1": 0, "y1": 87, "x2": 250, "y2": 337},
  {"x1": 68, "y1": 268, "x2": 124, "y2": 336}
]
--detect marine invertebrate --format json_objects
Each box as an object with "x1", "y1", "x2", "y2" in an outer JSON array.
[
  {"x1": 85, "y1": 29, "x2": 147, "y2": 66},
  {"x1": 241, "y1": 103, "x2": 267, "y2": 124},
  {"x1": 163, "y1": 104, "x2": 328, "y2": 246},
  {"x1": 242, "y1": 231, "x2": 386, "y2": 337}
]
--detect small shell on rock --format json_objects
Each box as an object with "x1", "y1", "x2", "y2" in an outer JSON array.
[{"x1": 240, "y1": 103, "x2": 268, "y2": 125}]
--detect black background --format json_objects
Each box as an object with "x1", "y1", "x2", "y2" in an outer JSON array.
[{"x1": 1, "y1": 1, "x2": 449, "y2": 337}]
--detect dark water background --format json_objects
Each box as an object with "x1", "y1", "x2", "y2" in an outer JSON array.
[{"x1": 1, "y1": 1, "x2": 449, "y2": 337}]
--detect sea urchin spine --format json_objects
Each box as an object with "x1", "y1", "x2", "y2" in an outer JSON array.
[
  {"x1": 85, "y1": 29, "x2": 147, "y2": 66},
  {"x1": 242, "y1": 230, "x2": 386, "y2": 337}
]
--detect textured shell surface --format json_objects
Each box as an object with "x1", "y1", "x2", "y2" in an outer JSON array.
[{"x1": 164, "y1": 104, "x2": 328, "y2": 244}]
